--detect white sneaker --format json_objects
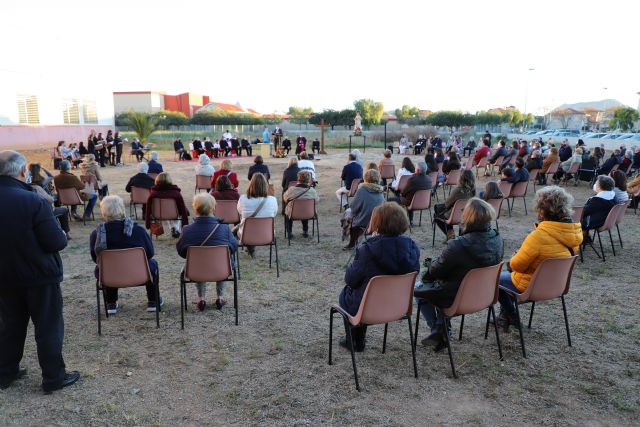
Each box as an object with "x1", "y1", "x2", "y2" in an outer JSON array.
[
  {"x1": 146, "y1": 297, "x2": 164, "y2": 312},
  {"x1": 106, "y1": 302, "x2": 118, "y2": 315}
]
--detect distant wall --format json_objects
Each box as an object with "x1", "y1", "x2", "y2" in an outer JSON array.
[{"x1": 0, "y1": 125, "x2": 113, "y2": 148}]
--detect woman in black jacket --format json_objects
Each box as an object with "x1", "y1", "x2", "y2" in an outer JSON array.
[
  {"x1": 581, "y1": 175, "x2": 616, "y2": 242},
  {"x1": 414, "y1": 198, "x2": 503, "y2": 350},
  {"x1": 248, "y1": 155, "x2": 271, "y2": 181},
  {"x1": 281, "y1": 157, "x2": 300, "y2": 214}
]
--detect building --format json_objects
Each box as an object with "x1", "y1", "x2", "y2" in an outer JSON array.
[
  {"x1": 0, "y1": 69, "x2": 114, "y2": 148},
  {"x1": 113, "y1": 91, "x2": 211, "y2": 117},
  {"x1": 196, "y1": 102, "x2": 260, "y2": 116}
]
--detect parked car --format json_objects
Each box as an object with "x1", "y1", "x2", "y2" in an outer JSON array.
[
  {"x1": 601, "y1": 133, "x2": 624, "y2": 140},
  {"x1": 534, "y1": 130, "x2": 555, "y2": 136},
  {"x1": 584, "y1": 133, "x2": 607, "y2": 139}
]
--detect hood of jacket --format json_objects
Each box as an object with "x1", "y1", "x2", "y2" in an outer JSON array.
[
  {"x1": 361, "y1": 235, "x2": 420, "y2": 274},
  {"x1": 360, "y1": 182, "x2": 384, "y2": 193},
  {"x1": 536, "y1": 220, "x2": 583, "y2": 249}
]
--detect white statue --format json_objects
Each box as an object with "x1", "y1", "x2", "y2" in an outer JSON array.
[{"x1": 354, "y1": 112, "x2": 362, "y2": 130}]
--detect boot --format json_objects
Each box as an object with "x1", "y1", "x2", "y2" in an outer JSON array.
[{"x1": 343, "y1": 227, "x2": 361, "y2": 250}]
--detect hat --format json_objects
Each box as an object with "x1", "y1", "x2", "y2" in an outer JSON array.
[{"x1": 124, "y1": 138, "x2": 129, "y2": 142}]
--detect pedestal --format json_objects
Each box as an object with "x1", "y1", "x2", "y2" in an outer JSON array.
[
  {"x1": 348, "y1": 135, "x2": 367, "y2": 153},
  {"x1": 256, "y1": 143, "x2": 272, "y2": 158}
]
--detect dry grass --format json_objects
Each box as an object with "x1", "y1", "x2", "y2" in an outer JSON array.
[{"x1": 0, "y1": 148, "x2": 638, "y2": 426}]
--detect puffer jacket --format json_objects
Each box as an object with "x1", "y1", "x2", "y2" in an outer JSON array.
[
  {"x1": 339, "y1": 235, "x2": 420, "y2": 315},
  {"x1": 510, "y1": 219, "x2": 583, "y2": 292},
  {"x1": 350, "y1": 183, "x2": 385, "y2": 229},
  {"x1": 421, "y1": 225, "x2": 504, "y2": 308}
]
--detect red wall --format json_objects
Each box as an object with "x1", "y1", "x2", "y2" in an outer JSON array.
[{"x1": 162, "y1": 93, "x2": 206, "y2": 117}]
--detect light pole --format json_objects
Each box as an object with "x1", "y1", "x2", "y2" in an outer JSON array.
[{"x1": 522, "y1": 67, "x2": 535, "y2": 130}]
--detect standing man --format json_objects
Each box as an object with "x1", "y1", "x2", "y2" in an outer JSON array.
[
  {"x1": 262, "y1": 127, "x2": 270, "y2": 144},
  {"x1": 272, "y1": 126, "x2": 283, "y2": 151},
  {"x1": 0, "y1": 151, "x2": 79, "y2": 393}
]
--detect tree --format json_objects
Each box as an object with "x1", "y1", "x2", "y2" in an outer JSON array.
[
  {"x1": 475, "y1": 111, "x2": 503, "y2": 127},
  {"x1": 610, "y1": 107, "x2": 639, "y2": 131},
  {"x1": 425, "y1": 111, "x2": 475, "y2": 128},
  {"x1": 308, "y1": 109, "x2": 355, "y2": 130},
  {"x1": 394, "y1": 105, "x2": 420, "y2": 123},
  {"x1": 153, "y1": 109, "x2": 189, "y2": 127},
  {"x1": 287, "y1": 106, "x2": 313, "y2": 124},
  {"x1": 353, "y1": 99, "x2": 384, "y2": 126},
  {"x1": 125, "y1": 111, "x2": 157, "y2": 143}
]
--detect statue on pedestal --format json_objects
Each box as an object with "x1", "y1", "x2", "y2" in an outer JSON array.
[{"x1": 353, "y1": 112, "x2": 362, "y2": 136}]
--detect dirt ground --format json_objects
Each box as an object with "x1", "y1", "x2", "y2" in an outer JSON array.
[{"x1": 0, "y1": 148, "x2": 638, "y2": 426}]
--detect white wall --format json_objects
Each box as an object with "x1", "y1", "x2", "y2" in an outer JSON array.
[{"x1": 113, "y1": 93, "x2": 164, "y2": 114}]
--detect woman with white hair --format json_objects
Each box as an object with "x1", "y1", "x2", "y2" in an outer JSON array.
[
  {"x1": 195, "y1": 154, "x2": 215, "y2": 177},
  {"x1": 350, "y1": 149, "x2": 364, "y2": 167},
  {"x1": 147, "y1": 151, "x2": 163, "y2": 174},
  {"x1": 89, "y1": 195, "x2": 162, "y2": 314},
  {"x1": 80, "y1": 153, "x2": 108, "y2": 198}
]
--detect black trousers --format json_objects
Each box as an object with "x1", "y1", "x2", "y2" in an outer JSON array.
[
  {"x1": 103, "y1": 268, "x2": 159, "y2": 304},
  {"x1": 0, "y1": 284, "x2": 66, "y2": 389},
  {"x1": 286, "y1": 217, "x2": 308, "y2": 234}
]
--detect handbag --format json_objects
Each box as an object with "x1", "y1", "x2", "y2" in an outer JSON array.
[
  {"x1": 150, "y1": 222, "x2": 165, "y2": 236},
  {"x1": 232, "y1": 197, "x2": 268, "y2": 235}
]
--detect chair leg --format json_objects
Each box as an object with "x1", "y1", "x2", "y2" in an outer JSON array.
[
  {"x1": 274, "y1": 238, "x2": 280, "y2": 278},
  {"x1": 328, "y1": 308, "x2": 335, "y2": 365},
  {"x1": 234, "y1": 274, "x2": 239, "y2": 326},
  {"x1": 561, "y1": 295, "x2": 572, "y2": 347},
  {"x1": 458, "y1": 314, "x2": 464, "y2": 341},
  {"x1": 608, "y1": 230, "x2": 616, "y2": 257},
  {"x1": 346, "y1": 325, "x2": 360, "y2": 391},
  {"x1": 514, "y1": 301, "x2": 526, "y2": 358},
  {"x1": 316, "y1": 216, "x2": 320, "y2": 243},
  {"x1": 522, "y1": 197, "x2": 527, "y2": 215},
  {"x1": 180, "y1": 279, "x2": 185, "y2": 330},
  {"x1": 616, "y1": 224, "x2": 622, "y2": 248},
  {"x1": 432, "y1": 220, "x2": 437, "y2": 247},
  {"x1": 269, "y1": 241, "x2": 273, "y2": 268},
  {"x1": 407, "y1": 316, "x2": 418, "y2": 378},
  {"x1": 382, "y1": 323, "x2": 388, "y2": 354},
  {"x1": 444, "y1": 318, "x2": 457, "y2": 378},
  {"x1": 419, "y1": 210, "x2": 422, "y2": 227},
  {"x1": 490, "y1": 306, "x2": 503, "y2": 360},
  {"x1": 597, "y1": 231, "x2": 606, "y2": 262},
  {"x1": 96, "y1": 282, "x2": 101, "y2": 336},
  {"x1": 414, "y1": 303, "x2": 421, "y2": 351},
  {"x1": 484, "y1": 308, "x2": 491, "y2": 339},
  {"x1": 528, "y1": 302, "x2": 535, "y2": 329},
  {"x1": 236, "y1": 251, "x2": 241, "y2": 280}
]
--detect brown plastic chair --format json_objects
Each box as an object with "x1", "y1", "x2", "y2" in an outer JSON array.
[
  {"x1": 80, "y1": 174, "x2": 100, "y2": 192},
  {"x1": 432, "y1": 198, "x2": 468, "y2": 246},
  {"x1": 590, "y1": 204, "x2": 625, "y2": 261},
  {"x1": 414, "y1": 263, "x2": 503, "y2": 378},
  {"x1": 475, "y1": 157, "x2": 489, "y2": 178},
  {"x1": 562, "y1": 163, "x2": 581, "y2": 186},
  {"x1": 506, "y1": 181, "x2": 529, "y2": 216},
  {"x1": 380, "y1": 164, "x2": 396, "y2": 198},
  {"x1": 149, "y1": 198, "x2": 180, "y2": 237},
  {"x1": 407, "y1": 189, "x2": 432, "y2": 229},
  {"x1": 57, "y1": 187, "x2": 90, "y2": 225},
  {"x1": 463, "y1": 158, "x2": 474, "y2": 170},
  {"x1": 214, "y1": 199, "x2": 241, "y2": 225},
  {"x1": 396, "y1": 174, "x2": 411, "y2": 194},
  {"x1": 610, "y1": 164, "x2": 619, "y2": 173},
  {"x1": 545, "y1": 161, "x2": 560, "y2": 179},
  {"x1": 236, "y1": 217, "x2": 279, "y2": 278},
  {"x1": 428, "y1": 171, "x2": 440, "y2": 200},
  {"x1": 528, "y1": 169, "x2": 540, "y2": 191},
  {"x1": 614, "y1": 202, "x2": 626, "y2": 248},
  {"x1": 490, "y1": 156, "x2": 504, "y2": 176},
  {"x1": 443, "y1": 169, "x2": 461, "y2": 198},
  {"x1": 339, "y1": 178, "x2": 362, "y2": 212},
  {"x1": 284, "y1": 198, "x2": 319, "y2": 245},
  {"x1": 328, "y1": 272, "x2": 419, "y2": 391},
  {"x1": 486, "y1": 197, "x2": 504, "y2": 232},
  {"x1": 195, "y1": 175, "x2": 212, "y2": 193},
  {"x1": 95, "y1": 247, "x2": 159, "y2": 335},
  {"x1": 180, "y1": 245, "x2": 238, "y2": 328},
  {"x1": 500, "y1": 256, "x2": 578, "y2": 357},
  {"x1": 497, "y1": 181, "x2": 512, "y2": 199},
  {"x1": 129, "y1": 186, "x2": 151, "y2": 219}
]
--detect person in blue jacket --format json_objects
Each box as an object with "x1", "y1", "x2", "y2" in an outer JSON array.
[
  {"x1": 338, "y1": 202, "x2": 420, "y2": 352},
  {"x1": 0, "y1": 150, "x2": 79, "y2": 393},
  {"x1": 335, "y1": 153, "x2": 364, "y2": 209}
]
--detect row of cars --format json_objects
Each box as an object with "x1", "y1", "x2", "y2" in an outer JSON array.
[{"x1": 521, "y1": 129, "x2": 640, "y2": 141}]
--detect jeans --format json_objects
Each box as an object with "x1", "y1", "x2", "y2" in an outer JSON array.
[
  {"x1": 498, "y1": 271, "x2": 519, "y2": 316},
  {"x1": 415, "y1": 296, "x2": 443, "y2": 334},
  {"x1": 71, "y1": 193, "x2": 98, "y2": 217}
]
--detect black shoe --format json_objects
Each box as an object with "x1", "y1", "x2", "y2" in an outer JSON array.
[
  {"x1": 339, "y1": 336, "x2": 365, "y2": 352},
  {"x1": 421, "y1": 331, "x2": 442, "y2": 346},
  {"x1": 302, "y1": 232, "x2": 309, "y2": 238},
  {"x1": 42, "y1": 371, "x2": 80, "y2": 393},
  {"x1": 0, "y1": 368, "x2": 27, "y2": 389},
  {"x1": 433, "y1": 337, "x2": 447, "y2": 353}
]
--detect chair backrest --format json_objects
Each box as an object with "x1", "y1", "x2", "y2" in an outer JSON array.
[
  {"x1": 614, "y1": 202, "x2": 626, "y2": 225},
  {"x1": 351, "y1": 272, "x2": 418, "y2": 325},
  {"x1": 497, "y1": 181, "x2": 512, "y2": 198},
  {"x1": 610, "y1": 164, "x2": 619, "y2": 172},
  {"x1": 486, "y1": 197, "x2": 503, "y2": 220},
  {"x1": 597, "y1": 205, "x2": 620, "y2": 232},
  {"x1": 131, "y1": 186, "x2": 151, "y2": 204},
  {"x1": 522, "y1": 256, "x2": 578, "y2": 302},
  {"x1": 80, "y1": 174, "x2": 98, "y2": 190},
  {"x1": 348, "y1": 178, "x2": 362, "y2": 197},
  {"x1": 195, "y1": 175, "x2": 212, "y2": 190},
  {"x1": 240, "y1": 217, "x2": 274, "y2": 246},
  {"x1": 464, "y1": 158, "x2": 474, "y2": 170},
  {"x1": 509, "y1": 180, "x2": 528, "y2": 198},
  {"x1": 98, "y1": 247, "x2": 152, "y2": 288},
  {"x1": 447, "y1": 198, "x2": 468, "y2": 225},
  {"x1": 571, "y1": 206, "x2": 584, "y2": 223},
  {"x1": 57, "y1": 187, "x2": 83, "y2": 205},
  {"x1": 151, "y1": 197, "x2": 179, "y2": 221},
  {"x1": 214, "y1": 200, "x2": 241, "y2": 224},
  {"x1": 428, "y1": 171, "x2": 438, "y2": 184},
  {"x1": 408, "y1": 189, "x2": 432, "y2": 210},
  {"x1": 445, "y1": 169, "x2": 461, "y2": 185},
  {"x1": 546, "y1": 161, "x2": 560, "y2": 174},
  {"x1": 493, "y1": 155, "x2": 504, "y2": 166},
  {"x1": 444, "y1": 263, "x2": 503, "y2": 316},
  {"x1": 397, "y1": 174, "x2": 411, "y2": 193},
  {"x1": 380, "y1": 164, "x2": 395, "y2": 179},
  {"x1": 288, "y1": 198, "x2": 316, "y2": 220},
  {"x1": 476, "y1": 157, "x2": 489, "y2": 169},
  {"x1": 567, "y1": 162, "x2": 581, "y2": 174},
  {"x1": 528, "y1": 169, "x2": 539, "y2": 182},
  {"x1": 184, "y1": 245, "x2": 232, "y2": 282}
]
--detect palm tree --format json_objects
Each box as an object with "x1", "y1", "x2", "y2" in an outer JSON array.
[{"x1": 127, "y1": 111, "x2": 157, "y2": 143}]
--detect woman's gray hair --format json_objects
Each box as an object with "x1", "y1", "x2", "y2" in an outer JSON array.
[
  {"x1": 99, "y1": 195, "x2": 126, "y2": 222},
  {"x1": 137, "y1": 162, "x2": 149, "y2": 173},
  {"x1": 596, "y1": 175, "x2": 614, "y2": 191},
  {"x1": 199, "y1": 154, "x2": 210, "y2": 165},
  {"x1": 150, "y1": 151, "x2": 159, "y2": 161},
  {"x1": 533, "y1": 185, "x2": 574, "y2": 221},
  {"x1": 0, "y1": 150, "x2": 27, "y2": 177}
]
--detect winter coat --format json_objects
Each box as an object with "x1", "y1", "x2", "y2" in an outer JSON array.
[
  {"x1": 350, "y1": 183, "x2": 385, "y2": 229},
  {"x1": 341, "y1": 161, "x2": 364, "y2": 190},
  {"x1": 541, "y1": 151, "x2": 559, "y2": 173},
  {"x1": 53, "y1": 170, "x2": 91, "y2": 201},
  {"x1": 176, "y1": 216, "x2": 238, "y2": 266},
  {"x1": 144, "y1": 184, "x2": 190, "y2": 229},
  {"x1": 148, "y1": 160, "x2": 163, "y2": 174},
  {"x1": 339, "y1": 235, "x2": 420, "y2": 315},
  {"x1": 582, "y1": 191, "x2": 616, "y2": 230},
  {"x1": 283, "y1": 184, "x2": 319, "y2": 217},
  {"x1": 125, "y1": 173, "x2": 155, "y2": 192},
  {"x1": 248, "y1": 164, "x2": 271, "y2": 181},
  {"x1": 560, "y1": 153, "x2": 582, "y2": 173},
  {"x1": 525, "y1": 157, "x2": 543, "y2": 171},
  {"x1": 401, "y1": 173, "x2": 433, "y2": 206},
  {"x1": 211, "y1": 169, "x2": 239, "y2": 189},
  {"x1": 281, "y1": 165, "x2": 300, "y2": 192}
]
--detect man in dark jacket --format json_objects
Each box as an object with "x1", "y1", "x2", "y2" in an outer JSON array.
[
  {"x1": 558, "y1": 140, "x2": 572, "y2": 162},
  {"x1": 598, "y1": 151, "x2": 621, "y2": 175},
  {"x1": 489, "y1": 140, "x2": 507, "y2": 165},
  {"x1": 335, "y1": 153, "x2": 364, "y2": 209},
  {"x1": 501, "y1": 158, "x2": 529, "y2": 184},
  {"x1": 389, "y1": 162, "x2": 432, "y2": 224},
  {"x1": 173, "y1": 138, "x2": 185, "y2": 160},
  {"x1": 0, "y1": 151, "x2": 79, "y2": 392},
  {"x1": 125, "y1": 162, "x2": 155, "y2": 193}
]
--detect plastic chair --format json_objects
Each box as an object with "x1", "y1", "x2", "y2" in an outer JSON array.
[
  {"x1": 284, "y1": 198, "x2": 319, "y2": 245},
  {"x1": 80, "y1": 174, "x2": 99, "y2": 192},
  {"x1": 328, "y1": 272, "x2": 418, "y2": 391},
  {"x1": 475, "y1": 157, "x2": 489, "y2": 178},
  {"x1": 149, "y1": 198, "x2": 180, "y2": 237},
  {"x1": 214, "y1": 200, "x2": 241, "y2": 225},
  {"x1": 407, "y1": 189, "x2": 432, "y2": 230},
  {"x1": 392, "y1": 141, "x2": 400, "y2": 154},
  {"x1": 95, "y1": 247, "x2": 159, "y2": 335},
  {"x1": 506, "y1": 181, "x2": 529, "y2": 216},
  {"x1": 442, "y1": 169, "x2": 461, "y2": 198},
  {"x1": 486, "y1": 198, "x2": 504, "y2": 232},
  {"x1": 590, "y1": 204, "x2": 625, "y2": 262},
  {"x1": 129, "y1": 186, "x2": 151, "y2": 219},
  {"x1": 528, "y1": 169, "x2": 540, "y2": 192},
  {"x1": 180, "y1": 245, "x2": 238, "y2": 328},
  {"x1": 432, "y1": 198, "x2": 468, "y2": 246},
  {"x1": 57, "y1": 187, "x2": 90, "y2": 225},
  {"x1": 195, "y1": 175, "x2": 212, "y2": 193},
  {"x1": 562, "y1": 163, "x2": 581, "y2": 186},
  {"x1": 614, "y1": 202, "x2": 626, "y2": 248},
  {"x1": 236, "y1": 217, "x2": 279, "y2": 278},
  {"x1": 463, "y1": 158, "x2": 474, "y2": 170},
  {"x1": 545, "y1": 161, "x2": 560, "y2": 180},
  {"x1": 396, "y1": 175, "x2": 411, "y2": 194},
  {"x1": 497, "y1": 181, "x2": 512, "y2": 200},
  {"x1": 339, "y1": 178, "x2": 362, "y2": 212},
  {"x1": 380, "y1": 164, "x2": 396, "y2": 199},
  {"x1": 490, "y1": 156, "x2": 504, "y2": 176},
  {"x1": 499, "y1": 256, "x2": 578, "y2": 358},
  {"x1": 428, "y1": 171, "x2": 440, "y2": 200},
  {"x1": 414, "y1": 263, "x2": 503, "y2": 378}
]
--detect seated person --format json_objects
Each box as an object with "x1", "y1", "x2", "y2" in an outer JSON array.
[
  {"x1": 131, "y1": 139, "x2": 145, "y2": 162},
  {"x1": 525, "y1": 149, "x2": 543, "y2": 171},
  {"x1": 473, "y1": 139, "x2": 491, "y2": 165},
  {"x1": 174, "y1": 138, "x2": 185, "y2": 160},
  {"x1": 390, "y1": 157, "x2": 415, "y2": 192},
  {"x1": 125, "y1": 162, "x2": 155, "y2": 193},
  {"x1": 500, "y1": 158, "x2": 529, "y2": 184},
  {"x1": 29, "y1": 163, "x2": 70, "y2": 239},
  {"x1": 338, "y1": 202, "x2": 420, "y2": 352},
  {"x1": 195, "y1": 154, "x2": 215, "y2": 177},
  {"x1": 343, "y1": 169, "x2": 385, "y2": 249},
  {"x1": 53, "y1": 160, "x2": 97, "y2": 221},
  {"x1": 203, "y1": 138, "x2": 214, "y2": 157},
  {"x1": 145, "y1": 172, "x2": 190, "y2": 238},
  {"x1": 598, "y1": 150, "x2": 621, "y2": 175},
  {"x1": 176, "y1": 193, "x2": 238, "y2": 311},
  {"x1": 211, "y1": 159, "x2": 239, "y2": 189},
  {"x1": 627, "y1": 173, "x2": 640, "y2": 209},
  {"x1": 414, "y1": 198, "x2": 503, "y2": 349},
  {"x1": 240, "y1": 137, "x2": 252, "y2": 157},
  {"x1": 211, "y1": 175, "x2": 240, "y2": 201},
  {"x1": 295, "y1": 135, "x2": 307, "y2": 155},
  {"x1": 539, "y1": 147, "x2": 559, "y2": 184},
  {"x1": 486, "y1": 140, "x2": 508, "y2": 174},
  {"x1": 442, "y1": 152, "x2": 461, "y2": 174},
  {"x1": 389, "y1": 162, "x2": 432, "y2": 225},
  {"x1": 297, "y1": 151, "x2": 317, "y2": 183},
  {"x1": 230, "y1": 138, "x2": 240, "y2": 155},
  {"x1": 90, "y1": 195, "x2": 162, "y2": 314},
  {"x1": 377, "y1": 149, "x2": 395, "y2": 186},
  {"x1": 80, "y1": 154, "x2": 108, "y2": 198},
  {"x1": 497, "y1": 186, "x2": 582, "y2": 330},
  {"x1": 147, "y1": 152, "x2": 163, "y2": 174},
  {"x1": 219, "y1": 139, "x2": 231, "y2": 157},
  {"x1": 281, "y1": 157, "x2": 300, "y2": 201},
  {"x1": 311, "y1": 138, "x2": 320, "y2": 154},
  {"x1": 480, "y1": 181, "x2": 503, "y2": 201},
  {"x1": 581, "y1": 175, "x2": 616, "y2": 243},
  {"x1": 553, "y1": 147, "x2": 583, "y2": 182},
  {"x1": 248, "y1": 155, "x2": 271, "y2": 181},
  {"x1": 434, "y1": 170, "x2": 476, "y2": 242},
  {"x1": 610, "y1": 170, "x2": 629, "y2": 205},
  {"x1": 335, "y1": 153, "x2": 364, "y2": 209},
  {"x1": 192, "y1": 139, "x2": 205, "y2": 156},
  {"x1": 283, "y1": 171, "x2": 319, "y2": 238},
  {"x1": 236, "y1": 173, "x2": 278, "y2": 257}
]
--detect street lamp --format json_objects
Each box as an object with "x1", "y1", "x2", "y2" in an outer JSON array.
[{"x1": 522, "y1": 67, "x2": 535, "y2": 130}]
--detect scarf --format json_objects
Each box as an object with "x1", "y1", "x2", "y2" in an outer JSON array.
[{"x1": 94, "y1": 217, "x2": 135, "y2": 255}]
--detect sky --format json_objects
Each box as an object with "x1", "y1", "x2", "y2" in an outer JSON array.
[{"x1": 1, "y1": 0, "x2": 639, "y2": 116}]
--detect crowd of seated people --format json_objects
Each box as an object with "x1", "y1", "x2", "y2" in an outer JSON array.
[{"x1": 53, "y1": 160, "x2": 98, "y2": 222}]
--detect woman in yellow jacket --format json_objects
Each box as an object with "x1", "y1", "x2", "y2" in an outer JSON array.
[{"x1": 497, "y1": 186, "x2": 583, "y2": 330}]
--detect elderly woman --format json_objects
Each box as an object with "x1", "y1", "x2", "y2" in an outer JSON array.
[
  {"x1": 195, "y1": 154, "x2": 215, "y2": 177},
  {"x1": 80, "y1": 153, "x2": 108, "y2": 198},
  {"x1": 415, "y1": 198, "x2": 504, "y2": 350},
  {"x1": 236, "y1": 173, "x2": 278, "y2": 257},
  {"x1": 343, "y1": 169, "x2": 385, "y2": 249},
  {"x1": 580, "y1": 175, "x2": 616, "y2": 243},
  {"x1": 145, "y1": 172, "x2": 190, "y2": 238},
  {"x1": 176, "y1": 193, "x2": 238, "y2": 311},
  {"x1": 497, "y1": 186, "x2": 582, "y2": 330},
  {"x1": 283, "y1": 171, "x2": 319, "y2": 238},
  {"x1": 211, "y1": 159, "x2": 239, "y2": 189},
  {"x1": 338, "y1": 202, "x2": 420, "y2": 352},
  {"x1": 610, "y1": 170, "x2": 629, "y2": 205},
  {"x1": 281, "y1": 157, "x2": 300, "y2": 195},
  {"x1": 434, "y1": 169, "x2": 476, "y2": 242},
  {"x1": 211, "y1": 175, "x2": 240, "y2": 201},
  {"x1": 248, "y1": 155, "x2": 271, "y2": 181},
  {"x1": 90, "y1": 196, "x2": 162, "y2": 314},
  {"x1": 28, "y1": 163, "x2": 71, "y2": 239},
  {"x1": 147, "y1": 151, "x2": 163, "y2": 174}
]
